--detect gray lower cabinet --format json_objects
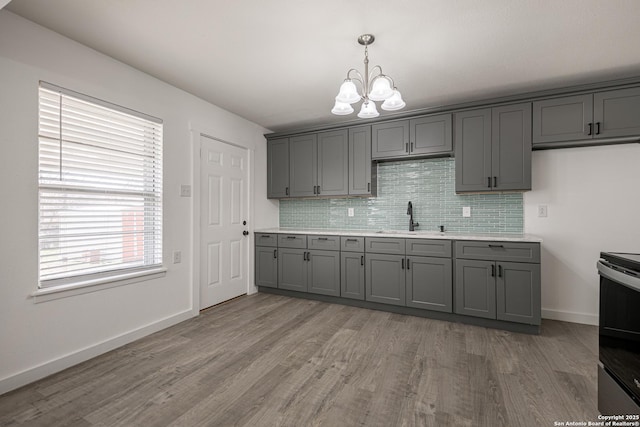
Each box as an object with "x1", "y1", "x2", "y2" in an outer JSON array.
[
  {"x1": 307, "y1": 250, "x2": 340, "y2": 297},
  {"x1": 255, "y1": 246, "x2": 278, "y2": 288},
  {"x1": 454, "y1": 259, "x2": 496, "y2": 319},
  {"x1": 455, "y1": 103, "x2": 531, "y2": 193},
  {"x1": 406, "y1": 256, "x2": 452, "y2": 313},
  {"x1": 372, "y1": 114, "x2": 453, "y2": 160},
  {"x1": 267, "y1": 138, "x2": 289, "y2": 198},
  {"x1": 532, "y1": 86, "x2": 640, "y2": 148},
  {"x1": 341, "y1": 252, "x2": 365, "y2": 300},
  {"x1": 365, "y1": 254, "x2": 406, "y2": 306},
  {"x1": 278, "y1": 248, "x2": 307, "y2": 292},
  {"x1": 454, "y1": 240, "x2": 541, "y2": 325}
]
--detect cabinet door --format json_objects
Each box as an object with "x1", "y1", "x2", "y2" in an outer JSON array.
[
  {"x1": 406, "y1": 256, "x2": 452, "y2": 313},
  {"x1": 255, "y1": 246, "x2": 278, "y2": 288},
  {"x1": 455, "y1": 109, "x2": 492, "y2": 192},
  {"x1": 496, "y1": 262, "x2": 541, "y2": 325},
  {"x1": 278, "y1": 248, "x2": 307, "y2": 292},
  {"x1": 410, "y1": 114, "x2": 452, "y2": 156},
  {"x1": 366, "y1": 254, "x2": 405, "y2": 306},
  {"x1": 594, "y1": 87, "x2": 640, "y2": 139},
  {"x1": 349, "y1": 126, "x2": 373, "y2": 195},
  {"x1": 317, "y1": 129, "x2": 348, "y2": 196},
  {"x1": 307, "y1": 250, "x2": 340, "y2": 297},
  {"x1": 532, "y1": 94, "x2": 593, "y2": 145},
  {"x1": 491, "y1": 103, "x2": 532, "y2": 191},
  {"x1": 454, "y1": 259, "x2": 496, "y2": 319},
  {"x1": 341, "y1": 252, "x2": 365, "y2": 300},
  {"x1": 267, "y1": 138, "x2": 289, "y2": 198},
  {"x1": 371, "y1": 121, "x2": 410, "y2": 159},
  {"x1": 289, "y1": 134, "x2": 317, "y2": 197}
]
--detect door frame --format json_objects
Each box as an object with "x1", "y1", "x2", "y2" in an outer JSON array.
[{"x1": 190, "y1": 123, "x2": 256, "y2": 317}]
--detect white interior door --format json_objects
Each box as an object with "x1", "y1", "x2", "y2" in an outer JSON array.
[{"x1": 200, "y1": 134, "x2": 249, "y2": 309}]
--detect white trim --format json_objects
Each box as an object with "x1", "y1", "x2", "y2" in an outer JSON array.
[
  {"x1": 541, "y1": 308, "x2": 599, "y2": 326},
  {"x1": 0, "y1": 309, "x2": 193, "y2": 395},
  {"x1": 32, "y1": 267, "x2": 167, "y2": 303}
]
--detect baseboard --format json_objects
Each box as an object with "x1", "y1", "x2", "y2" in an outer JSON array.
[
  {"x1": 542, "y1": 308, "x2": 599, "y2": 326},
  {"x1": 0, "y1": 309, "x2": 194, "y2": 396}
]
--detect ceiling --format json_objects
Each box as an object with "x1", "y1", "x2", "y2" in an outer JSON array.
[{"x1": 5, "y1": 0, "x2": 640, "y2": 133}]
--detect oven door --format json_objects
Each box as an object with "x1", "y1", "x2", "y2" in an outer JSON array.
[{"x1": 598, "y1": 260, "x2": 640, "y2": 403}]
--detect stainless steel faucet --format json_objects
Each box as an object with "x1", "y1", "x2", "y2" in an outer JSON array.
[{"x1": 407, "y1": 201, "x2": 419, "y2": 231}]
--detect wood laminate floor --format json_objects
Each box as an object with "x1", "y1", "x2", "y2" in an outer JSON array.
[{"x1": 0, "y1": 293, "x2": 599, "y2": 426}]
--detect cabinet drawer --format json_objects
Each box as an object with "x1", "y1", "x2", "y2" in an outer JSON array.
[
  {"x1": 365, "y1": 238, "x2": 405, "y2": 255},
  {"x1": 341, "y1": 236, "x2": 365, "y2": 252},
  {"x1": 406, "y1": 239, "x2": 452, "y2": 258},
  {"x1": 255, "y1": 233, "x2": 278, "y2": 247},
  {"x1": 454, "y1": 241, "x2": 540, "y2": 263},
  {"x1": 278, "y1": 234, "x2": 307, "y2": 249},
  {"x1": 308, "y1": 235, "x2": 340, "y2": 251}
]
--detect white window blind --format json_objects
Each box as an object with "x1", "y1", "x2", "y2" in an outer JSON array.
[{"x1": 38, "y1": 82, "x2": 163, "y2": 288}]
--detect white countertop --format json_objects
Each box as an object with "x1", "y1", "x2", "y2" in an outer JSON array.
[{"x1": 255, "y1": 228, "x2": 542, "y2": 243}]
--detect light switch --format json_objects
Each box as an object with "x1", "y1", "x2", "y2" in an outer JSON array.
[{"x1": 463, "y1": 207, "x2": 471, "y2": 217}]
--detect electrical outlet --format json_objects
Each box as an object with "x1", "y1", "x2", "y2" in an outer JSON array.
[
  {"x1": 462, "y1": 206, "x2": 471, "y2": 217},
  {"x1": 173, "y1": 250, "x2": 182, "y2": 264},
  {"x1": 537, "y1": 205, "x2": 548, "y2": 217},
  {"x1": 180, "y1": 184, "x2": 191, "y2": 197},
  {"x1": 348, "y1": 208, "x2": 354, "y2": 217}
]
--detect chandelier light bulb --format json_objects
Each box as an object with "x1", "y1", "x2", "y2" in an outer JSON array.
[{"x1": 331, "y1": 34, "x2": 405, "y2": 118}]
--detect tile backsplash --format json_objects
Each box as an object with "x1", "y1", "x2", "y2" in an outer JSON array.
[{"x1": 279, "y1": 158, "x2": 523, "y2": 233}]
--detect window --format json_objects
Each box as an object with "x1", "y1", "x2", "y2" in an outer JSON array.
[{"x1": 38, "y1": 82, "x2": 163, "y2": 289}]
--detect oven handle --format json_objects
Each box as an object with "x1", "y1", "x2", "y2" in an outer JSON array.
[{"x1": 598, "y1": 260, "x2": 640, "y2": 292}]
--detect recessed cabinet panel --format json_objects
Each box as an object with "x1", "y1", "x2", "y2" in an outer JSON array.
[
  {"x1": 496, "y1": 262, "x2": 541, "y2": 324},
  {"x1": 410, "y1": 114, "x2": 453, "y2": 155},
  {"x1": 267, "y1": 138, "x2": 289, "y2": 199},
  {"x1": 594, "y1": 87, "x2": 640, "y2": 139},
  {"x1": 454, "y1": 109, "x2": 492, "y2": 192},
  {"x1": 372, "y1": 121, "x2": 410, "y2": 159},
  {"x1": 406, "y1": 239, "x2": 451, "y2": 258},
  {"x1": 454, "y1": 259, "x2": 496, "y2": 319},
  {"x1": 278, "y1": 248, "x2": 307, "y2": 292},
  {"x1": 289, "y1": 134, "x2": 317, "y2": 197},
  {"x1": 365, "y1": 238, "x2": 405, "y2": 255},
  {"x1": 317, "y1": 130, "x2": 348, "y2": 196},
  {"x1": 491, "y1": 103, "x2": 532, "y2": 191},
  {"x1": 307, "y1": 250, "x2": 340, "y2": 297},
  {"x1": 341, "y1": 252, "x2": 365, "y2": 300},
  {"x1": 406, "y1": 256, "x2": 452, "y2": 312},
  {"x1": 255, "y1": 246, "x2": 278, "y2": 288},
  {"x1": 349, "y1": 126, "x2": 373, "y2": 195},
  {"x1": 532, "y1": 94, "x2": 593, "y2": 144},
  {"x1": 454, "y1": 241, "x2": 540, "y2": 263},
  {"x1": 366, "y1": 254, "x2": 406, "y2": 306}
]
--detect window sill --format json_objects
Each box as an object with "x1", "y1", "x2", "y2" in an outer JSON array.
[{"x1": 31, "y1": 267, "x2": 167, "y2": 303}]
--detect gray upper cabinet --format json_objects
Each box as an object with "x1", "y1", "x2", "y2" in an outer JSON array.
[
  {"x1": 533, "y1": 86, "x2": 640, "y2": 148},
  {"x1": 371, "y1": 121, "x2": 409, "y2": 159},
  {"x1": 532, "y1": 94, "x2": 593, "y2": 145},
  {"x1": 317, "y1": 129, "x2": 348, "y2": 196},
  {"x1": 455, "y1": 103, "x2": 531, "y2": 193},
  {"x1": 372, "y1": 114, "x2": 453, "y2": 160},
  {"x1": 289, "y1": 133, "x2": 317, "y2": 197},
  {"x1": 594, "y1": 87, "x2": 640, "y2": 138},
  {"x1": 267, "y1": 138, "x2": 289, "y2": 199},
  {"x1": 348, "y1": 126, "x2": 374, "y2": 196},
  {"x1": 406, "y1": 256, "x2": 452, "y2": 313},
  {"x1": 410, "y1": 114, "x2": 453, "y2": 156}
]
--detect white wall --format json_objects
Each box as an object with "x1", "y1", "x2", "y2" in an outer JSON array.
[
  {"x1": 525, "y1": 143, "x2": 640, "y2": 325},
  {"x1": 0, "y1": 10, "x2": 278, "y2": 394}
]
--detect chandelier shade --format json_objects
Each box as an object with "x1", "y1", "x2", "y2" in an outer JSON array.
[{"x1": 331, "y1": 34, "x2": 405, "y2": 118}]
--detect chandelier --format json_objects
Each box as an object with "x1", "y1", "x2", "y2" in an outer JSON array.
[{"x1": 332, "y1": 34, "x2": 406, "y2": 119}]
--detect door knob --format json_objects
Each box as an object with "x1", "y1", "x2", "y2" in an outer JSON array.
[{"x1": 243, "y1": 230, "x2": 249, "y2": 236}]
